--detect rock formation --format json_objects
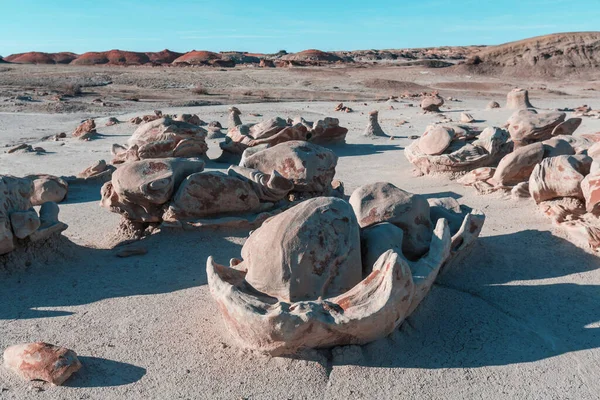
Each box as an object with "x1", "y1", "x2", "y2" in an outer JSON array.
[
  {"x1": 112, "y1": 117, "x2": 208, "y2": 163},
  {"x1": 420, "y1": 93, "x2": 444, "y2": 112},
  {"x1": 506, "y1": 88, "x2": 534, "y2": 109},
  {"x1": 72, "y1": 119, "x2": 97, "y2": 140},
  {"x1": 1, "y1": 176, "x2": 67, "y2": 256},
  {"x1": 26, "y1": 174, "x2": 68, "y2": 205},
  {"x1": 405, "y1": 126, "x2": 511, "y2": 174},
  {"x1": 207, "y1": 187, "x2": 485, "y2": 355},
  {"x1": 3, "y1": 342, "x2": 81, "y2": 385},
  {"x1": 363, "y1": 110, "x2": 387, "y2": 137},
  {"x1": 228, "y1": 107, "x2": 242, "y2": 129}
]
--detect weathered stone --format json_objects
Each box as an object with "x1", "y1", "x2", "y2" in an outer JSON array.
[
  {"x1": 9, "y1": 209, "x2": 40, "y2": 239},
  {"x1": 39, "y1": 202, "x2": 60, "y2": 228},
  {"x1": 105, "y1": 117, "x2": 119, "y2": 126},
  {"x1": 238, "y1": 197, "x2": 362, "y2": 302},
  {"x1": 486, "y1": 101, "x2": 500, "y2": 109},
  {"x1": 228, "y1": 106, "x2": 242, "y2": 129},
  {"x1": 72, "y1": 119, "x2": 97, "y2": 140},
  {"x1": 550, "y1": 118, "x2": 582, "y2": 136},
  {"x1": 349, "y1": 182, "x2": 432, "y2": 259},
  {"x1": 240, "y1": 141, "x2": 337, "y2": 193},
  {"x1": 506, "y1": 88, "x2": 534, "y2": 109},
  {"x1": 457, "y1": 167, "x2": 495, "y2": 186},
  {"x1": 581, "y1": 172, "x2": 600, "y2": 213},
  {"x1": 529, "y1": 155, "x2": 591, "y2": 203},
  {"x1": 511, "y1": 182, "x2": 531, "y2": 199},
  {"x1": 27, "y1": 174, "x2": 68, "y2": 206},
  {"x1": 491, "y1": 142, "x2": 544, "y2": 186},
  {"x1": 101, "y1": 158, "x2": 205, "y2": 222},
  {"x1": 164, "y1": 167, "x2": 293, "y2": 221},
  {"x1": 363, "y1": 110, "x2": 387, "y2": 137},
  {"x1": 3, "y1": 342, "x2": 81, "y2": 386},
  {"x1": 419, "y1": 126, "x2": 453, "y2": 155},
  {"x1": 507, "y1": 110, "x2": 566, "y2": 147},
  {"x1": 460, "y1": 113, "x2": 475, "y2": 123},
  {"x1": 542, "y1": 137, "x2": 576, "y2": 158},
  {"x1": 420, "y1": 93, "x2": 444, "y2": 112}
]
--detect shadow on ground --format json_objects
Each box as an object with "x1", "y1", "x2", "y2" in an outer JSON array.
[
  {"x1": 326, "y1": 229, "x2": 600, "y2": 368},
  {"x1": 0, "y1": 228, "x2": 245, "y2": 320},
  {"x1": 66, "y1": 357, "x2": 146, "y2": 388}
]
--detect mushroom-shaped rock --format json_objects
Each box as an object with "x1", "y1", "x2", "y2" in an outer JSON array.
[
  {"x1": 420, "y1": 93, "x2": 444, "y2": 112},
  {"x1": 3, "y1": 342, "x2": 81, "y2": 386},
  {"x1": 491, "y1": 142, "x2": 544, "y2": 186},
  {"x1": 506, "y1": 88, "x2": 534, "y2": 110},
  {"x1": 128, "y1": 117, "x2": 207, "y2": 148},
  {"x1": 100, "y1": 158, "x2": 205, "y2": 222},
  {"x1": 26, "y1": 174, "x2": 68, "y2": 206},
  {"x1": 349, "y1": 182, "x2": 432, "y2": 259},
  {"x1": 240, "y1": 141, "x2": 337, "y2": 193},
  {"x1": 419, "y1": 126, "x2": 453, "y2": 155},
  {"x1": 239, "y1": 197, "x2": 362, "y2": 302},
  {"x1": 507, "y1": 110, "x2": 566, "y2": 147},
  {"x1": 105, "y1": 117, "x2": 120, "y2": 126},
  {"x1": 529, "y1": 155, "x2": 592, "y2": 203},
  {"x1": 363, "y1": 110, "x2": 387, "y2": 137},
  {"x1": 228, "y1": 107, "x2": 242, "y2": 129},
  {"x1": 72, "y1": 119, "x2": 97, "y2": 139},
  {"x1": 309, "y1": 117, "x2": 348, "y2": 143}
]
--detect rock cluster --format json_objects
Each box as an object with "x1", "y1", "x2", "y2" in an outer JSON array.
[
  {"x1": 111, "y1": 117, "x2": 208, "y2": 164},
  {"x1": 207, "y1": 183, "x2": 485, "y2": 355},
  {"x1": 220, "y1": 113, "x2": 348, "y2": 156},
  {"x1": 1, "y1": 176, "x2": 67, "y2": 256},
  {"x1": 102, "y1": 141, "x2": 340, "y2": 229},
  {"x1": 405, "y1": 125, "x2": 512, "y2": 174}
]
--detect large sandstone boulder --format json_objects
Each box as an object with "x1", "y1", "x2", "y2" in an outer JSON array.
[
  {"x1": 491, "y1": 142, "x2": 544, "y2": 186},
  {"x1": 239, "y1": 197, "x2": 362, "y2": 302},
  {"x1": 507, "y1": 110, "x2": 566, "y2": 148},
  {"x1": 101, "y1": 158, "x2": 205, "y2": 222},
  {"x1": 419, "y1": 126, "x2": 453, "y2": 155},
  {"x1": 26, "y1": 174, "x2": 68, "y2": 206},
  {"x1": 163, "y1": 166, "x2": 293, "y2": 222},
  {"x1": 3, "y1": 343, "x2": 81, "y2": 386},
  {"x1": 529, "y1": 155, "x2": 591, "y2": 203},
  {"x1": 581, "y1": 172, "x2": 600, "y2": 213},
  {"x1": 240, "y1": 141, "x2": 337, "y2": 193},
  {"x1": 113, "y1": 117, "x2": 208, "y2": 163},
  {"x1": 349, "y1": 182, "x2": 432, "y2": 258}
]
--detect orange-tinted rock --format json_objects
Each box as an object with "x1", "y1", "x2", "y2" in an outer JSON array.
[
  {"x1": 529, "y1": 155, "x2": 591, "y2": 203},
  {"x1": 27, "y1": 174, "x2": 68, "y2": 206},
  {"x1": 420, "y1": 93, "x2": 444, "y2": 112},
  {"x1": 507, "y1": 110, "x2": 566, "y2": 147},
  {"x1": 72, "y1": 119, "x2": 97, "y2": 139},
  {"x1": 3, "y1": 342, "x2": 81, "y2": 386},
  {"x1": 582, "y1": 172, "x2": 600, "y2": 213}
]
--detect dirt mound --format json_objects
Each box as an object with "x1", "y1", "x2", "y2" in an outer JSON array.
[
  {"x1": 4, "y1": 52, "x2": 78, "y2": 64},
  {"x1": 145, "y1": 49, "x2": 184, "y2": 64},
  {"x1": 221, "y1": 52, "x2": 261, "y2": 64},
  {"x1": 71, "y1": 50, "x2": 150, "y2": 65},
  {"x1": 281, "y1": 49, "x2": 343, "y2": 62},
  {"x1": 362, "y1": 79, "x2": 432, "y2": 93},
  {"x1": 474, "y1": 32, "x2": 600, "y2": 72},
  {"x1": 172, "y1": 51, "x2": 221, "y2": 65}
]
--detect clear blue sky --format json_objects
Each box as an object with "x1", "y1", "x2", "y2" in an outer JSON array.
[{"x1": 1, "y1": 0, "x2": 599, "y2": 55}]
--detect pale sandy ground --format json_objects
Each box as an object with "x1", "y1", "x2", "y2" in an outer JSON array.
[{"x1": 1, "y1": 82, "x2": 600, "y2": 399}]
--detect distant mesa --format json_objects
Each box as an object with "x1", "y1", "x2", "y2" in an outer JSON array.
[{"x1": 4, "y1": 52, "x2": 78, "y2": 64}]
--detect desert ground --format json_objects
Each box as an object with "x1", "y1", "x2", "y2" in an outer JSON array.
[{"x1": 1, "y1": 62, "x2": 600, "y2": 399}]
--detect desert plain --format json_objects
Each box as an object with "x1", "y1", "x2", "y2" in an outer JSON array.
[{"x1": 1, "y1": 38, "x2": 600, "y2": 399}]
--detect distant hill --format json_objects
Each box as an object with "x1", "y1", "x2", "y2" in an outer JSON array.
[
  {"x1": 4, "y1": 52, "x2": 78, "y2": 64},
  {"x1": 464, "y1": 32, "x2": 600, "y2": 75}
]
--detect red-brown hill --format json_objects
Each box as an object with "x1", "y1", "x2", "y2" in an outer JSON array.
[
  {"x1": 4, "y1": 52, "x2": 78, "y2": 64},
  {"x1": 172, "y1": 51, "x2": 221, "y2": 65}
]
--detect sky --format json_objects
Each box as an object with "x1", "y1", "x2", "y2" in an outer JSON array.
[{"x1": 1, "y1": 0, "x2": 599, "y2": 56}]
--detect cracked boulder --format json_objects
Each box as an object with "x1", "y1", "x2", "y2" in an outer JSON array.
[{"x1": 240, "y1": 141, "x2": 338, "y2": 193}]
